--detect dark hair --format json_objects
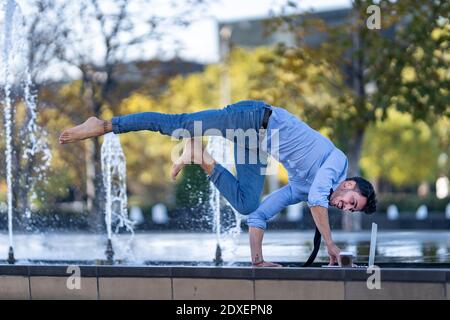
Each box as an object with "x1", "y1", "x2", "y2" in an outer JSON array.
[{"x1": 345, "y1": 177, "x2": 377, "y2": 214}]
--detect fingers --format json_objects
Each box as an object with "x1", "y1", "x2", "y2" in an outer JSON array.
[
  {"x1": 255, "y1": 261, "x2": 283, "y2": 268},
  {"x1": 265, "y1": 262, "x2": 282, "y2": 267},
  {"x1": 329, "y1": 254, "x2": 337, "y2": 266}
]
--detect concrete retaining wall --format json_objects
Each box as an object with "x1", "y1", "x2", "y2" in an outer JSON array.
[{"x1": 0, "y1": 265, "x2": 449, "y2": 300}]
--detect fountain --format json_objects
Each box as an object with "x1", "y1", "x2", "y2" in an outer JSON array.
[
  {"x1": 206, "y1": 135, "x2": 243, "y2": 265},
  {"x1": 101, "y1": 132, "x2": 134, "y2": 263},
  {"x1": 1, "y1": 0, "x2": 17, "y2": 264},
  {"x1": 1, "y1": 0, "x2": 51, "y2": 264},
  {"x1": 206, "y1": 136, "x2": 224, "y2": 265}
]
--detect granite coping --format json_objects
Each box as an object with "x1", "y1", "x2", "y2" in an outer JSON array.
[
  {"x1": 0, "y1": 265, "x2": 449, "y2": 283},
  {"x1": 97, "y1": 266, "x2": 172, "y2": 278}
]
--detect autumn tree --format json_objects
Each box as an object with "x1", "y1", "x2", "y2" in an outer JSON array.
[
  {"x1": 52, "y1": 0, "x2": 210, "y2": 229},
  {"x1": 266, "y1": 0, "x2": 449, "y2": 177},
  {"x1": 0, "y1": 0, "x2": 69, "y2": 225},
  {"x1": 360, "y1": 109, "x2": 448, "y2": 191}
]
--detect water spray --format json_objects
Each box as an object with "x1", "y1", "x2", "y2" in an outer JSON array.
[{"x1": 101, "y1": 132, "x2": 134, "y2": 264}]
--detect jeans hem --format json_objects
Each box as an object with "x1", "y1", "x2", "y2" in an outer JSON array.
[
  {"x1": 246, "y1": 220, "x2": 267, "y2": 230},
  {"x1": 207, "y1": 163, "x2": 225, "y2": 184},
  {"x1": 111, "y1": 116, "x2": 121, "y2": 134}
]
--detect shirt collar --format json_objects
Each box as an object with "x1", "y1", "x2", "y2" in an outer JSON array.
[{"x1": 327, "y1": 188, "x2": 334, "y2": 202}]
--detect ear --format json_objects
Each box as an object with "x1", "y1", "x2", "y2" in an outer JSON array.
[{"x1": 342, "y1": 180, "x2": 357, "y2": 189}]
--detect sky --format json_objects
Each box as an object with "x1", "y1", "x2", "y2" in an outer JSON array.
[{"x1": 167, "y1": 0, "x2": 352, "y2": 64}]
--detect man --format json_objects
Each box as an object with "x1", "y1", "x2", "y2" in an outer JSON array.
[{"x1": 60, "y1": 100, "x2": 376, "y2": 267}]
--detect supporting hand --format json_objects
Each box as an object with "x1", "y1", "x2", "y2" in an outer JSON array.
[
  {"x1": 249, "y1": 227, "x2": 282, "y2": 267},
  {"x1": 252, "y1": 261, "x2": 282, "y2": 267},
  {"x1": 326, "y1": 241, "x2": 341, "y2": 266}
]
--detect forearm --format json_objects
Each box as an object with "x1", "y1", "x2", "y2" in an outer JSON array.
[
  {"x1": 249, "y1": 227, "x2": 264, "y2": 264},
  {"x1": 309, "y1": 206, "x2": 333, "y2": 245},
  {"x1": 247, "y1": 186, "x2": 295, "y2": 265}
]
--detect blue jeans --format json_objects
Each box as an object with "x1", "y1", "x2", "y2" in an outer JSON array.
[{"x1": 112, "y1": 100, "x2": 270, "y2": 215}]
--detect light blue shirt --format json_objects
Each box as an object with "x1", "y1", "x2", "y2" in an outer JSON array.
[{"x1": 247, "y1": 106, "x2": 349, "y2": 230}]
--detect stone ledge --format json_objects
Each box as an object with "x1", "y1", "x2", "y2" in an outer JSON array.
[
  {"x1": 0, "y1": 276, "x2": 30, "y2": 300},
  {"x1": 98, "y1": 277, "x2": 172, "y2": 300},
  {"x1": 0, "y1": 265, "x2": 29, "y2": 276},
  {"x1": 173, "y1": 278, "x2": 254, "y2": 300},
  {"x1": 344, "y1": 281, "x2": 446, "y2": 300},
  {"x1": 29, "y1": 276, "x2": 98, "y2": 300},
  {"x1": 171, "y1": 266, "x2": 254, "y2": 279},
  {"x1": 254, "y1": 267, "x2": 346, "y2": 281},
  {"x1": 343, "y1": 268, "x2": 447, "y2": 283},
  {"x1": 28, "y1": 265, "x2": 98, "y2": 277},
  {"x1": 1, "y1": 264, "x2": 449, "y2": 300},
  {"x1": 97, "y1": 266, "x2": 171, "y2": 278},
  {"x1": 0, "y1": 264, "x2": 449, "y2": 283},
  {"x1": 255, "y1": 280, "x2": 344, "y2": 300}
]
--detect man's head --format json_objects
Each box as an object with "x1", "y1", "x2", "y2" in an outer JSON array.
[{"x1": 329, "y1": 177, "x2": 377, "y2": 214}]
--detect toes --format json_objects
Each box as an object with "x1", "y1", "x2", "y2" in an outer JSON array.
[
  {"x1": 59, "y1": 132, "x2": 71, "y2": 144},
  {"x1": 171, "y1": 163, "x2": 184, "y2": 180}
]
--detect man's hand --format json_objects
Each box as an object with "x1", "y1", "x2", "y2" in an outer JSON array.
[
  {"x1": 309, "y1": 206, "x2": 340, "y2": 265},
  {"x1": 252, "y1": 261, "x2": 282, "y2": 268},
  {"x1": 326, "y1": 241, "x2": 341, "y2": 266}
]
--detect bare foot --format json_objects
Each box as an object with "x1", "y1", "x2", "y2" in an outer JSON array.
[
  {"x1": 59, "y1": 117, "x2": 106, "y2": 144},
  {"x1": 171, "y1": 138, "x2": 205, "y2": 180}
]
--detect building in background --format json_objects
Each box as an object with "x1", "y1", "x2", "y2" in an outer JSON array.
[{"x1": 218, "y1": 8, "x2": 352, "y2": 49}]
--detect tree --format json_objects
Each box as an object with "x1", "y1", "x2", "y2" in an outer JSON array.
[
  {"x1": 22, "y1": 0, "x2": 69, "y2": 84},
  {"x1": 0, "y1": 0, "x2": 68, "y2": 225},
  {"x1": 360, "y1": 109, "x2": 445, "y2": 190},
  {"x1": 52, "y1": 0, "x2": 210, "y2": 229},
  {"x1": 373, "y1": 1, "x2": 450, "y2": 121},
  {"x1": 250, "y1": 0, "x2": 448, "y2": 230},
  {"x1": 267, "y1": 0, "x2": 449, "y2": 177},
  {"x1": 113, "y1": 47, "x2": 282, "y2": 204},
  {"x1": 174, "y1": 164, "x2": 210, "y2": 208}
]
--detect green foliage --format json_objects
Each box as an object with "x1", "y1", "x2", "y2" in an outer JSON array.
[
  {"x1": 360, "y1": 109, "x2": 444, "y2": 186},
  {"x1": 267, "y1": 0, "x2": 450, "y2": 177},
  {"x1": 373, "y1": 0, "x2": 450, "y2": 121},
  {"x1": 174, "y1": 164, "x2": 210, "y2": 208},
  {"x1": 2, "y1": 1, "x2": 448, "y2": 213}
]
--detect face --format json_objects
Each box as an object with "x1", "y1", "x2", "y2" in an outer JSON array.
[{"x1": 329, "y1": 180, "x2": 367, "y2": 213}]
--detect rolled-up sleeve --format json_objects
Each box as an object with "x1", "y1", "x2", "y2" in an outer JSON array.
[
  {"x1": 307, "y1": 149, "x2": 348, "y2": 208},
  {"x1": 247, "y1": 184, "x2": 295, "y2": 230}
]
